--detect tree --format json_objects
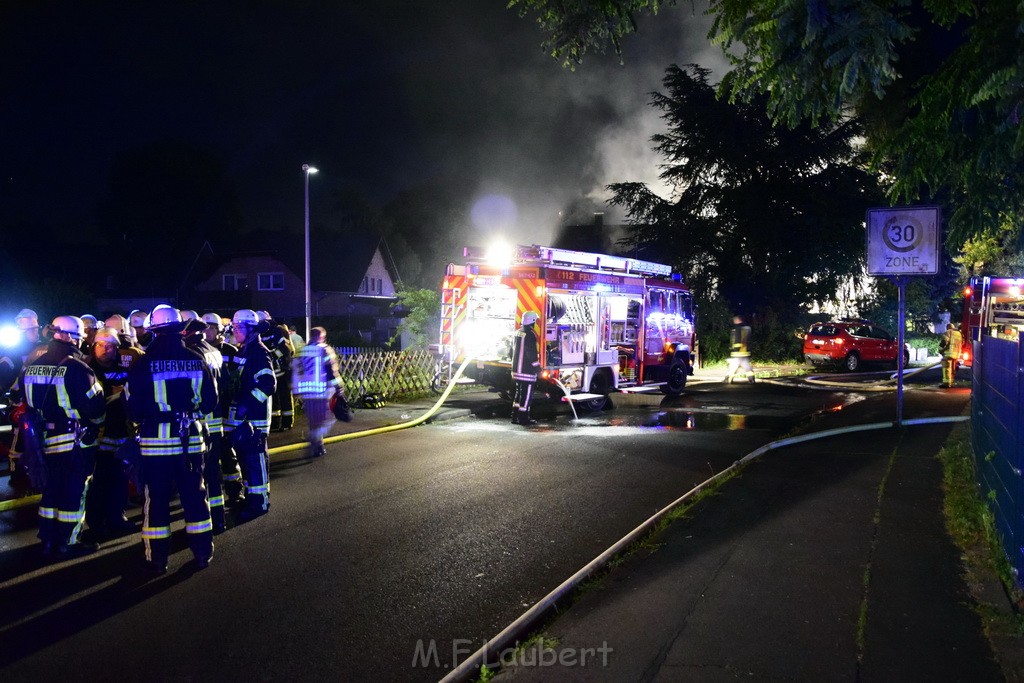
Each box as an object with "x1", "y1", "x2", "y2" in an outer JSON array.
[
  {"x1": 391, "y1": 286, "x2": 440, "y2": 349},
  {"x1": 512, "y1": 0, "x2": 1024, "y2": 244},
  {"x1": 609, "y1": 65, "x2": 882, "y2": 330}
]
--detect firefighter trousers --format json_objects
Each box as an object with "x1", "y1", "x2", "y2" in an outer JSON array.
[
  {"x1": 271, "y1": 376, "x2": 294, "y2": 431},
  {"x1": 141, "y1": 453, "x2": 213, "y2": 568},
  {"x1": 38, "y1": 439, "x2": 95, "y2": 550},
  {"x1": 239, "y1": 430, "x2": 270, "y2": 513},
  {"x1": 942, "y1": 357, "x2": 958, "y2": 386},
  {"x1": 204, "y1": 432, "x2": 226, "y2": 532},
  {"x1": 512, "y1": 380, "x2": 535, "y2": 422},
  {"x1": 85, "y1": 443, "x2": 129, "y2": 532}
]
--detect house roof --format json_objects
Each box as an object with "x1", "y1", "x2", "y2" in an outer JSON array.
[{"x1": 198, "y1": 230, "x2": 396, "y2": 293}]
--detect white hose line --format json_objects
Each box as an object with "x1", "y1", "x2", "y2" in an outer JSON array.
[
  {"x1": 549, "y1": 376, "x2": 580, "y2": 421},
  {"x1": 439, "y1": 414, "x2": 969, "y2": 683}
]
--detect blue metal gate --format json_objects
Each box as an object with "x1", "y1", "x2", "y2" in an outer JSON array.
[{"x1": 971, "y1": 333, "x2": 1024, "y2": 585}]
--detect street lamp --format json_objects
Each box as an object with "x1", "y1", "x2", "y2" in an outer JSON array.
[{"x1": 302, "y1": 164, "x2": 318, "y2": 342}]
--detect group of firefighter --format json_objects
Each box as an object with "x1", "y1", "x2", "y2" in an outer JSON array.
[{"x1": 0, "y1": 305, "x2": 344, "y2": 574}]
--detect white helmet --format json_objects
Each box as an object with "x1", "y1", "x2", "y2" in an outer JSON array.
[
  {"x1": 148, "y1": 304, "x2": 181, "y2": 330},
  {"x1": 80, "y1": 314, "x2": 99, "y2": 330},
  {"x1": 51, "y1": 315, "x2": 85, "y2": 341},
  {"x1": 233, "y1": 309, "x2": 260, "y2": 328},
  {"x1": 180, "y1": 309, "x2": 200, "y2": 322},
  {"x1": 128, "y1": 310, "x2": 147, "y2": 329},
  {"x1": 256, "y1": 310, "x2": 271, "y2": 322},
  {"x1": 522, "y1": 311, "x2": 540, "y2": 326},
  {"x1": 93, "y1": 326, "x2": 120, "y2": 346},
  {"x1": 15, "y1": 308, "x2": 39, "y2": 330},
  {"x1": 201, "y1": 312, "x2": 222, "y2": 330},
  {"x1": 105, "y1": 314, "x2": 130, "y2": 337}
]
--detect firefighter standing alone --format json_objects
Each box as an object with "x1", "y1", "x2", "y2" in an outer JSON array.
[
  {"x1": 940, "y1": 322, "x2": 963, "y2": 388},
  {"x1": 725, "y1": 315, "x2": 755, "y2": 384},
  {"x1": 511, "y1": 311, "x2": 541, "y2": 426},
  {"x1": 125, "y1": 305, "x2": 218, "y2": 573}
]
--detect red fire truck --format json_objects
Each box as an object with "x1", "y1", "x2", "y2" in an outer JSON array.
[
  {"x1": 436, "y1": 244, "x2": 697, "y2": 409},
  {"x1": 959, "y1": 276, "x2": 1024, "y2": 367}
]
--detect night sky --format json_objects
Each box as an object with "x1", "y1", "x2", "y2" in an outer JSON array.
[{"x1": 1, "y1": 1, "x2": 724, "y2": 251}]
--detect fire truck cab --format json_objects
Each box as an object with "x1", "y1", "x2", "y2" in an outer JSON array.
[
  {"x1": 960, "y1": 276, "x2": 1024, "y2": 367},
  {"x1": 438, "y1": 245, "x2": 696, "y2": 408}
]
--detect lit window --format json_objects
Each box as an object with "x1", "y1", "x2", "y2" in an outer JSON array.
[
  {"x1": 223, "y1": 274, "x2": 249, "y2": 291},
  {"x1": 258, "y1": 272, "x2": 284, "y2": 291}
]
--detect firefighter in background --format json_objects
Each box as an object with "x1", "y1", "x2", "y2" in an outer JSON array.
[
  {"x1": 2, "y1": 308, "x2": 46, "y2": 488},
  {"x1": 80, "y1": 314, "x2": 99, "y2": 351},
  {"x1": 181, "y1": 310, "x2": 229, "y2": 533},
  {"x1": 125, "y1": 305, "x2": 217, "y2": 574},
  {"x1": 22, "y1": 316, "x2": 105, "y2": 559},
  {"x1": 940, "y1": 322, "x2": 963, "y2": 388},
  {"x1": 229, "y1": 309, "x2": 276, "y2": 521},
  {"x1": 203, "y1": 312, "x2": 244, "y2": 505},
  {"x1": 105, "y1": 314, "x2": 135, "y2": 350},
  {"x1": 511, "y1": 311, "x2": 541, "y2": 426},
  {"x1": 724, "y1": 315, "x2": 755, "y2": 384},
  {"x1": 292, "y1": 326, "x2": 345, "y2": 458},
  {"x1": 129, "y1": 309, "x2": 152, "y2": 349},
  {"x1": 258, "y1": 311, "x2": 294, "y2": 431},
  {"x1": 84, "y1": 327, "x2": 137, "y2": 537}
]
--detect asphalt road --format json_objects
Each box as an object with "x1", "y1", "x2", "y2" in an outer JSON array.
[{"x1": 0, "y1": 378, "x2": 869, "y2": 682}]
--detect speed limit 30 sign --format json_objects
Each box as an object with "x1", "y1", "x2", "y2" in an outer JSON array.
[{"x1": 865, "y1": 206, "x2": 941, "y2": 275}]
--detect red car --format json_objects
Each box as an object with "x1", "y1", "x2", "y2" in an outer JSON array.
[{"x1": 803, "y1": 320, "x2": 910, "y2": 372}]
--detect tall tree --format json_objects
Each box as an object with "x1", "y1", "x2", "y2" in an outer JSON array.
[
  {"x1": 512, "y1": 0, "x2": 1024, "y2": 243},
  {"x1": 609, "y1": 64, "x2": 883, "y2": 325}
]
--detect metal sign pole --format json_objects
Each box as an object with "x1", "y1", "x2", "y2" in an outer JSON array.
[{"x1": 896, "y1": 275, "x2": 906, "y2": 427}]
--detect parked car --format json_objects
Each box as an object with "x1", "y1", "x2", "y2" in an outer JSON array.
[{"x1": 803, "y1": 320, "x2": 910, "y2": 371}]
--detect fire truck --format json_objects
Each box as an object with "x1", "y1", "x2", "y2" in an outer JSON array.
[
  {"x1": 436, "y1": 244, "x2": 696, "y2": 409},
  {"x1": 959, "y1": 276, "x2": 1024, "y2": 367}
]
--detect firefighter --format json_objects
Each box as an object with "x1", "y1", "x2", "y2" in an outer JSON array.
[
  {"x1": 203, "y1": 312, "x2": 244, "y2": 505},
  {"x1": 939, "y1": 322, "x2": 963, "y2": 388},
  {"x1": 181, "y1": 310, "x2": 229, "y2": 533},
  {"x1": 228, "y1": 309, "x2": 276, "y2": 521},
  {"x1": 128, "y1": 309, "x2": 153, "y2": 349},
  {"x1": 85, "y1": 327, "x2": 137, "y2": 537},
  {"x1": 2, "y1": 309, "x2": 48, "y2": 489},
  {"x1": 258, "y1": 311, "x2": 294, "y2": 431},
  {"x1": 80, "y1": 314, "x2": 99, "y2": 351},
  {"x1": 21, "y1": 316, "x2": 106, "y2": 559},
  {"x1": 104, "y1": 314, "x2": 135, "y2": 349},
  {"x1": 725, "y1": 316, "x2": 755, "y2": 384},
  {"x1": 125, "y1": 305, "x2": 217, "y2": 574},
  {"x1": 292, "y1": 326, "x2": 345, "y2": 458},
  {"x1": 511, "y1": 311, "x2": 541, "y2": 426}
]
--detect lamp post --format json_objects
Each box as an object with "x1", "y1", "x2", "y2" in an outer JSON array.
[{"x1": 302, "y1": 164, "x2": 318, "y2": 342}]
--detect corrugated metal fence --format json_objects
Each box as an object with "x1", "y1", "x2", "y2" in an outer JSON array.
[{"x1": 971, "y1": 333, "x2": 1024, "y2": 584}]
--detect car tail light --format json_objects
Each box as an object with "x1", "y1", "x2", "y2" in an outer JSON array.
[{"x1": 832, "y1": 338, "x2": 844, "y2": 345}]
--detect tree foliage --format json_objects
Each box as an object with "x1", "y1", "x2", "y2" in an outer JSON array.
[
  {"x1": 391, "y1": 285, "x2": 440, "y2": 349},
  {"x1": 512, "y1": 0, "x2": 1024, "y2": 243},
  {"x1": 610, "y1": 65, "x2": 882, "y2": 327}
]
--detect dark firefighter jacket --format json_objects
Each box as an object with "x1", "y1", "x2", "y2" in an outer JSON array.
[{"x1": 511, "y1": 324, "x2": 540, "y2": 382}]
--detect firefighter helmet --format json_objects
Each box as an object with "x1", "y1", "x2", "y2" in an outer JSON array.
[
  {"x1": 522, "y1": 311, "x2": 539, "y2": 326},
  {"x1": 179, "y1": 309, "x2": 200, "y2": 321},
  {"x1": 128, "y1": 310, "x2": 147, "y2": 329},
  {"x1": 148, "y1": 305, "x2": 181, "y2": 330},
  {"x1": 15, "y1": 308, "x2": 39, "y2": 330},
  {"x1": 232, "y1": 309, "x2": 260, "y2": 328},
  {"x1": 51, "y1": 315, "x2": 85, "y2": 341},
  {"x1": 256, "y1": 310, "x2": 271, "y2": 322},
  {"x1": 105, "y1": 314, "x2": 130, "y2": 337},
  {"x1": 201, "y1": 312, "x2": 222, "y2": 330},
  {"x1": 330, "y1": 391, "x2": 353, "y2": 422},
  {"x1": 93, "y1": 326, "x2": 120, "y2": 346},
  {"x1": 80, "y1": 314, "x2": 99, "y2": 330}
]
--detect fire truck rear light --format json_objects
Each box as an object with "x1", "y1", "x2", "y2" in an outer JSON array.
[
  {"x1": 961, "y1": 351, "x2": 970, "y2": 362},
  {"x1": 963, "y1": 286, "x2": 972, "y2": 296},
  {"x1": 541, "y1": 370, "x2": 550, "y2": 379}
]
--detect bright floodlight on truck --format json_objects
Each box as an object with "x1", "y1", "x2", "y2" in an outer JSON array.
[{"x1": 485, "y1": 241, "x2": 515, "y2": 268}]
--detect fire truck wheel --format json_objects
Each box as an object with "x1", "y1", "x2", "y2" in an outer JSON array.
[
  {"x1": 582, "y1": 370, "x2": 612, "y2": 412},
  {"x1": 661, "y1": 359, "x2": 688, "y2": 396}
]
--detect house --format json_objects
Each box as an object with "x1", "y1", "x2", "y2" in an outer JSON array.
[{"x1": 181, "y1": 231, "x2": 404, "y2": 346}]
